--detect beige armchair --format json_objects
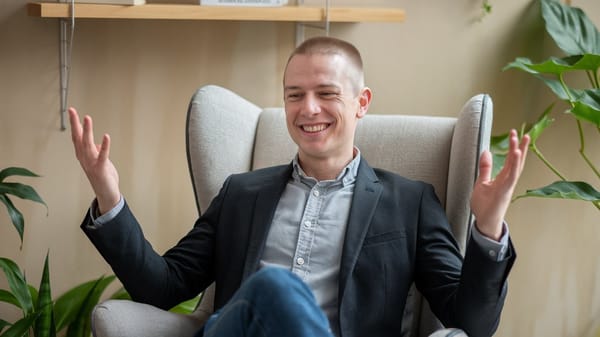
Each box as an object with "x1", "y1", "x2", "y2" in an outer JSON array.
[{"x1": 91, "y1": 85, "x2": 491, "y2": 337}]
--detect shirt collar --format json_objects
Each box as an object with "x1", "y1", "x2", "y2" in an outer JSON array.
[{"x1": 292, "y1": 147, "x2": 361, "y2": 187}]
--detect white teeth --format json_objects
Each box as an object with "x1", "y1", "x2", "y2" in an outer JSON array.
[{"x1": 302, "y1": 124, "x2": 328, "y2": 132}]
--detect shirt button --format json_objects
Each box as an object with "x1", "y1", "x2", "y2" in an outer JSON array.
[
  {"x1": 304, "y1": 220, "x2": 312, "y2": 228},
  {"x1": 296, "y1": 257, "x2": 305, "y2": 265},
  {"x1": 488, "y1": 250, "x2": 497, "y2": 258},
  {"x1": 313, "y1": 190, "x2": 320, "y2": 197}
]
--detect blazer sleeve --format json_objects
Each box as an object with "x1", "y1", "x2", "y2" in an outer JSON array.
[
  {"x1": 80, "y1": 176, "x2": 233, "y2": 310},
  {"x1": 415, "y1": 183, "x2": 515, "y2": 337}
]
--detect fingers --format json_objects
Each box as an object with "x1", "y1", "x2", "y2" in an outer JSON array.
[
  {"x1": 518, "y1": 134, "x2": 531, "y2": 174},
  {"x1": 68, "y1": 107, "x2": 82, "y2": 145},
  {"x1": 502, "y1": 129, "x2": 529, "y2": 186},
  {"x1": 69, "y1": 108, "x2": 113, "y2": 166},
  {"x1": 82, "y1": 115, "x2": 96, "y2": 153},
  {"x1": 99, "y1": 134, "x2": 111, "y2": 162}
]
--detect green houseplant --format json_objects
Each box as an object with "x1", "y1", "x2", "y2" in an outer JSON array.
[
  {"x1": 0, "y1": 166, "x2": 116, "y2": 337},
  {"x1": 0, "y1": 167, "x2": 199, "y2": 337},
  {"x1": 494, "y1": 0, "x2": 600, "y2": 209}
]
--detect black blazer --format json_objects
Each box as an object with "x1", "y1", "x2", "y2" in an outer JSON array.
[{"x1": 82, "y1": 158, "x2": 514, "y2": 337}]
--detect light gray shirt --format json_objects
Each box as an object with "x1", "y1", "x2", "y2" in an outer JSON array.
[{"x1": 259, "y1": 152, "x2": 360, "y2": 334}]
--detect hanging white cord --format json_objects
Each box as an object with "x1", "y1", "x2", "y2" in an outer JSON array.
[
  {"x1": 59, "y1": 0, "x2": 75, "y2": 130},
  {"x1": 295, "y1": 0, "x2": 331, "y2": 46},
  {"x1": 324, "y1": 0, "x2": 329, "y2": 36}
]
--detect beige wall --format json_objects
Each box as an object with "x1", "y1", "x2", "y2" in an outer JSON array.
[{"x1": 1, "y1": 0, "x2": 599, "y2": 335}]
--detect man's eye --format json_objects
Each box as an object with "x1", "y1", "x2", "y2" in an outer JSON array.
[
  {"x1": 320, "y1": 92, "x2": 336, "y2": 98},
  {"x1": 286, "y1": 93, "x2": 302, "y2": 101}
]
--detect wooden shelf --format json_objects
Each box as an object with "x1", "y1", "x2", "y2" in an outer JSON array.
[{"x1": 27, "y1": 2, "x2": 405, "y2": 22}]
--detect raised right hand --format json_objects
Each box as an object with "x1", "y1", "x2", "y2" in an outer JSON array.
[{"x1": 69, "y1": 107, "x2": 121, "y2": 215}]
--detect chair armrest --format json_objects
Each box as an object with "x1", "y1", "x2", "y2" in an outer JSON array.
[{"x1": 92, "y1": 300, "x2": 204, "y2": 337}]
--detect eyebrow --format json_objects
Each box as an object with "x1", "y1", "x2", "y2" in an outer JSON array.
[{"x1": 284, "y1": 83, "x2": 341, "y2": 91}]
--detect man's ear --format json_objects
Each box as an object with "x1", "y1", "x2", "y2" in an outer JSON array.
[{"x1": 356, "y1": 87, "x2": 372, "y2": 119}]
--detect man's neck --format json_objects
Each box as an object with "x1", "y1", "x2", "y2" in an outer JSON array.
[{"x1": 297, "y1": 149, "x2": 357, "y2": 181}]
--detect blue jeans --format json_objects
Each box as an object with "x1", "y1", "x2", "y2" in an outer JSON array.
[{"x1": 195, "y1": 268, "x2": 334, "y2": 337}]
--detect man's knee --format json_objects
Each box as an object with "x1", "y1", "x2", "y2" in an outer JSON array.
[
  {"x1": 247, "y1": 268, "x2": 299, "y2": 291},
  {"x1": 244, "y1": 267, "x2": 312, "y2": 304}
]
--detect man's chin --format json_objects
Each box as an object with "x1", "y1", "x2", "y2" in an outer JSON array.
[{"x1": 297, "y1": 148, "x2": 332, "y2": 160}]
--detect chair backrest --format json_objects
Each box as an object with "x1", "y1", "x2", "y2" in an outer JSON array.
[{"x1": 186, "y1": 85, "x2": 492, "y2": 337}]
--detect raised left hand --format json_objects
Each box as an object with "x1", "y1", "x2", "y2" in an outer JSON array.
[{"x1": 471, "y1": 129, "x2": 530, "y2": 241}]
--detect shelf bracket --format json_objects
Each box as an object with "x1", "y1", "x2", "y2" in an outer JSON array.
[
  {"x1": 59, "y1": 0, "x2": 75, "y2": 131},
  {"x1": 295, "y1": 0, "x2": 330, "y2": 46}
]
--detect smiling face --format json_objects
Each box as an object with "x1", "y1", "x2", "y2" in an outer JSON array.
[{"x1": 283, "y1": 52, "x2": 371, "y2": 170}]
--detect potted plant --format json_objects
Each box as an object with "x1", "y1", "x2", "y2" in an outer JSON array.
[
  {"x1": 0, "y1": 167, "x2": 198, "y2": 337},
  {"x1": 494, "y1": 0, "x2": 600, "y2": 208},
  {"x1": 0, "y1": 166, "x2": 117, "y2": 337}
]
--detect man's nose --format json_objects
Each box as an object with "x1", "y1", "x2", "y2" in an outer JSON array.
[{"x1": 301, "y1": 94, "x2": 321, "y2": 115}]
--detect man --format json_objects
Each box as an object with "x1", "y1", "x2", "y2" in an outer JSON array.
[{"x1": 70, "y1": 37, "x2": 530, "y2": 337}]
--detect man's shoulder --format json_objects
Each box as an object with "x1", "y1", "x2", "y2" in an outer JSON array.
[{"x1": 365, "y1": 164, "x2": 429, "y2": 188}]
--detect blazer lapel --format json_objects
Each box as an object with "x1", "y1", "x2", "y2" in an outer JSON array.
[
  {"x1": 242, "y1": 164, "x2": 293, "y2": 280},
  {"x1": 339, "y1": 159, "x2": 383, "y2": 299}
]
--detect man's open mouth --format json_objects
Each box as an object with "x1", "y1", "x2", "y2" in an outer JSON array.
[{"x1": 301, "y1": 123, "x2": 330, "y2": 133}]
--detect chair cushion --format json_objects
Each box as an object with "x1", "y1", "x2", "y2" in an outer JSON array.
[{"x1": 92, "y1": 300, "x2": 204, "y2": 337}]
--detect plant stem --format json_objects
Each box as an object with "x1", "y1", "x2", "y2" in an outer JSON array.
[
  {"x1": 586, "y1": 70, "x2": 596, "y2": 88},
  {"x1": 559, "y1": 74, "x2": 575, "y2": 102},
  {"x1": 586, "y1": 70, "x2": 600, "y2": 89},
  {"x1": 531, "y1": 144, "x2": 567, "y2": 181},
  {"x1": 576, "y1": 120, "x2": 600, "y2": 180}
]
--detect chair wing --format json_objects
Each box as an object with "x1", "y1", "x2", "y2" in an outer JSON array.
[{"x1": 186, "y1": 85, "x2": 262, "y2": 215}]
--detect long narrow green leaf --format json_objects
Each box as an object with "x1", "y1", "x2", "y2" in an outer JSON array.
[
  {"x1": 0, "y1": 183, "x2": 46, "y2": 208},
  {"x1": 108, "y1": 287, "x2": 131, "y2": 300},
  {"x1": 53, "y1": 280, "x2": 96, "y2": 332},
  {"x1": 0, "y1": 258, "x2": 33, "y2": 315},
  {"x1": 34, "y1": 253, "x2": 54, "y2": 337},
  {"x1": 65, "y1": 275, "x2": 116, "y2": 337},
  {"x1": 516, "y1": 181, "x2": 600, "y2": 201},
  {"x1": 541, "y1": 0, "x2": 600, "y2": 55},
  {"x1": 53, "y1": 275, "x2": 115, "y2": 333},
  {"x1": 0, "y1": 319, "x2": 10, "y2": 334},
  {"x1": 0, "y1": 289, "x2": 20, "y2": 308},
  {"x1": 528, "y1": 104, "x2": 555, "y2": 144},
  {"x1": 168, "y1": 296, "x2": 201, "y2": 314},
  {"x1": 0, "y1": 168, "x2": 41, "y2": 183},
  {"x1": 0, "y1": 195, "x2": 25, "y2": 245},
  {"x1": 28, "y1": 286, "x2": 38, "y2": 309},
  {"x1": 0, "y1": 312, "x2": 40, "y2": 337}
]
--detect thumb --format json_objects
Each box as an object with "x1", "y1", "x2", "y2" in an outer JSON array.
[{"x1": 477, "y1": 150, "x2": 492, "y2": 184}]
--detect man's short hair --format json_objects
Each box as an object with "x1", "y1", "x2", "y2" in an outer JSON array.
[{"x1": 284, "y1": 36, "x2": 365, "y2": 94}]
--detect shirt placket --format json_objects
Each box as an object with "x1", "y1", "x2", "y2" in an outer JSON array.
[{"x1": 291, "y1": 184, "x2": 324, "y2": 281}]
